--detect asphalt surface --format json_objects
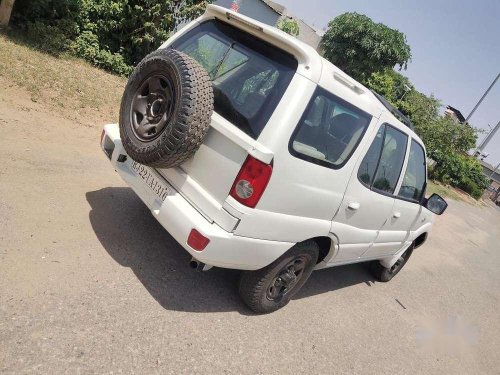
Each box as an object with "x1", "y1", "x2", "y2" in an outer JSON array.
[{"x1": 1, "y1": 83, "x2": 499, "y2": 374}]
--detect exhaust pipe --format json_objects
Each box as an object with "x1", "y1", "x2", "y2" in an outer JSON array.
[{"x1": 189, "y1": 258, "x2": 208, "y2": 272}]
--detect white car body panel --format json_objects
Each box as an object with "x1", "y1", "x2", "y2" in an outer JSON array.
[{"x1": 103, "y1": 124, "x2": 293, "y2": 270}]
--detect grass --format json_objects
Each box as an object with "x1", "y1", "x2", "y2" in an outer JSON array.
[
  {"x1": 0, "y1": 33, "x2": 126, "y2": 127},
  {"x1": 426, "y1": 180, "x2": 476, "y2": 203}
]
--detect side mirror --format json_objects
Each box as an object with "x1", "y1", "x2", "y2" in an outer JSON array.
[{"x1": 424, "y1": 193, "x2": 448, "y2": 215}]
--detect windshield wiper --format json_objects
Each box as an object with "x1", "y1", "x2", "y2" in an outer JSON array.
[{"x1": 209, "y1": 42, "x2": 235, "y2": 78}]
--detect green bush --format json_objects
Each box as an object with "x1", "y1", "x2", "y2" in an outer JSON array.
[
  {"x1": 71, "y1": 30, "x2": 132, "y2": 75},
  {"x1": 458, "y1": 178, "x2": 483, "y2": 200},
  {"x1": 276, "y1": 17, "x2": 299, "y2": 37},
  {"x1": 20, "y1": 21, "x2": 75, "y2": 54},
  {"x1": 10, "y1": 0, "x2": 210, "y2": 75},
  {"x1": 429, "y1": 150, "x2": 489, "y2": 199}
]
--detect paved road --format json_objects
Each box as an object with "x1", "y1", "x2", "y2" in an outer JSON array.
[{"x1": 1, "y1": 82, "x2": 499, "y2": 374}]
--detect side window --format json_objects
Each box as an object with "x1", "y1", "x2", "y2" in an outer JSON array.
[
  {"x1": 358, "y1": 125, "x2": 384, "y2": 185},
  {"x1": 357, "y1": 124, "x2": 408, "y2": 194},
  {"x1": 398, "y1": 140, "x2": 426, "y2": 202},
  {"x1": 373, "y1": 126, "x2": 408, "y2": 193},
  {"x1": 290, "y1": 88, "x2": 372, "y2": 168}
]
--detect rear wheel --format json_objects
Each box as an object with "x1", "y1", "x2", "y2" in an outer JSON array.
[
  {"x1": 239, "y1": 241, "x2": 319, "y2": 314},
  {"x1": 370, "y1": 244, "x2": 414, "y2": 282}
]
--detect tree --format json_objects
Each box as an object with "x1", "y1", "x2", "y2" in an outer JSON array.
[
  {"x1": 363, "y1": 69, "x2": 441, "y2": 134},
  {"x1": 0, "y1": 0, "x2": 15, "y2": 27},
  {"x1": 398, "y1": 90, "x2": 441, "y2": 135},
  {"x1": 320, "y1": 12, "x2": 411, "y2": 82},
  {"x1": 364, "y1": 68, "x2": 412, "y2": 105},
  {"x1": 363, "y1": 68, "x2": 476, "y2": 156},
  {"x1": 422, "y1": 117, "x2": 477, "y2": 155},
  {"x1": 10, "y1": 0, "x2": 211, "y2": 75},
  {"x1": 276, "y1": 17, "x2": 299, "y2": 37}
]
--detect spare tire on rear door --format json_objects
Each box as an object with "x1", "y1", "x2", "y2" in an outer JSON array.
[{"x1": 119, "y1": 48, "x2": 213, "y2": 168}]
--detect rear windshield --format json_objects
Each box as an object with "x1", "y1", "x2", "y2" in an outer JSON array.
[{"x1": 171, "y1": 20, "x2": 297, "y2": 139}]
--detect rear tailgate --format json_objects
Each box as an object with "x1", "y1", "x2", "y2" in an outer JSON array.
[
  {"x1": 156, "y1": 112, "x2": 273, "y2": 231},
  {"x1": 153, "y1": 12, "x2": 305, "y2": 232}
]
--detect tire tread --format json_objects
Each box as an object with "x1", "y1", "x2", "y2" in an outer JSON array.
[
  {"x1": 119, "y1": 48, "x2": 213, "y2": 168},
  {"x1": 239, "y1": 240, "x2": 319, "y2": 313}
]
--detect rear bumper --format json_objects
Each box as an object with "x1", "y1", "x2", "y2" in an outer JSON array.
[{"x1": 101, "y1": 124, "x2": 293, "y2": 270}]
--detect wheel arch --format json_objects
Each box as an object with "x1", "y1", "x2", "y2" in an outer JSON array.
[
  {"x1": 308, "y1": 234, "x2": 338, "y2": 265},
  {"x1": 413, "y1": 232, "x2": 428, "y2": 249}
]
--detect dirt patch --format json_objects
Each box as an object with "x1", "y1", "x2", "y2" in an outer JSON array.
[{"x1": 0, "y1": 34, "x2": 126, "y2": 128}]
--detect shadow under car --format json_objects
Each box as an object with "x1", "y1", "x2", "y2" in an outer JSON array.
[{"x1": 86, "y1": 187, "x2": 375, "y2": 314}]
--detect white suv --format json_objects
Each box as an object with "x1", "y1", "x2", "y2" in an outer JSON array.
[{"x1": 101, "y1": 5, "x2": 447, "y2": 313}]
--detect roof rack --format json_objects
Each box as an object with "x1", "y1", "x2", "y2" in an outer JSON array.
[{"x1": 371, "y1": 91, "x2": 414, "y2": 131}]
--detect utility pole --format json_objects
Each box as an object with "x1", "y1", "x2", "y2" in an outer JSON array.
[
  {"x1": 490, "y1": 162, "x2": 500, "y2": 203},
  {"x1": 489, "y1": 161, "x2": 500, "y2": 179},
  {"x1": 465, "y1": 73, "x2": 500, "y2": 123},
  {"x1": 0, "y1": 0, "x2": 15, "y2": 28},
  {"x1": 476, "y1": 120, "x2": 500, "y2": 155}
]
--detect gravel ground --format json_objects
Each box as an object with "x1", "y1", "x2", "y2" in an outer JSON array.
[{"x1": 1, "y1": 81, "x2": 499, "y2": 374}]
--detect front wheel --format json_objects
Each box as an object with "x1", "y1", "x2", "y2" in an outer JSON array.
[
  {"x1": 370, "y1": 244, "x2": 414, "y2": 282},
  {"x1": 239, "y1": 241, "x2": 319, "y2": 314}
]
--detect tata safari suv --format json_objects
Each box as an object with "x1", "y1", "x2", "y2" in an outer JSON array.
[{"x1": 100, "y1": 5, "x2": 447, "y2": 313}]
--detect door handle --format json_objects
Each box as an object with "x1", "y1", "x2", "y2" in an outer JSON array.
[
  {"x1": 348, "y1": 202, "x2": 360, "y2": 210},
  {"x1": 393, "y1": 211, "x2": 401, "y2": 218}
]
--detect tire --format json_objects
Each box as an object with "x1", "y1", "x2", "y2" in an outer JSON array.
[
  {"x1": 119, "y1": 48, "x2": 213, "y2": 168},
  {"x1": 239, "y1": 240, "x2": 319, "y2": 314},
  {"x1": 370, "y1": 244, "x2": 414, "y2": 282}
]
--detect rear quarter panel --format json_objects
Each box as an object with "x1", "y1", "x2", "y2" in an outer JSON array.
[{"x1": 232, "y1": 76, "x2": 382, "y2": 244}]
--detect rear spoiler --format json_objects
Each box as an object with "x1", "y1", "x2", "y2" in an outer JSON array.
[{"x1": 203, "y1": 5, "x2": 322, "y2": 83}]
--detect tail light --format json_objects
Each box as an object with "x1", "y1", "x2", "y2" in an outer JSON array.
[{"x1": 230, "y1": 155, "x2": 272, "y2": 208}]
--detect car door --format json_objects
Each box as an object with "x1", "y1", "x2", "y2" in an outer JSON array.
[
  {"x1": 366, "y1": 138, "x2": 427, "y2": 257},
  {"x1": 330, "y1": 118, "x2": 408, "y2": 262}
]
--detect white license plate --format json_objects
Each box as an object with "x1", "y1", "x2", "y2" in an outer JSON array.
[{"x1": 130, "y1": 161, "x2": 170, "y2": 202}]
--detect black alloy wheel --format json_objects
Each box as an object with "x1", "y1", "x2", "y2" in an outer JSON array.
[
  {"x1": 239, "y1": 240, "x2": 319, "y2": 313},
  {"x1": 119, "y1": 48, "x2": 213, "y2": 169},
  {"x1": 130, "y1": 74, "x2": 176, "y2": 141},
  {"x1": 266, "y1": 255, "x2": 308, "y2": 302},
  {"x1": 370, "y1": 244, "x2": 415, "y2": 282}
]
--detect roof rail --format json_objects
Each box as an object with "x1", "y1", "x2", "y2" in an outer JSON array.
[
  {"x1": 333, "y1": 72, "x2": 365, "y2": 95},
  {"x1": 371, "y1": 91, "x2": 414, "y2": 131}
]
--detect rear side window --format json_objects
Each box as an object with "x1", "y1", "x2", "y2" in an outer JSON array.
[
  {"x1": 398, "y1": 140, "x2": 426, "y2": 202},
  {"x1": 358, "y1": 124, "x2": 408, "y2": 194},
  {"x1": 290, "y1": 88, "x2": 372, "y2": 168},
  {"x1": 172, "y1": 20, "x2": 297, "y2": 139}
]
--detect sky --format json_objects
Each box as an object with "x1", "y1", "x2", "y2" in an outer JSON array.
[{"x1": 279, "y1": 0, "x2": 500, "y2": 166}]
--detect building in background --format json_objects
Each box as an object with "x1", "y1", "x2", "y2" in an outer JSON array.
[
  {"x1": 444, "y1": 105, "x2": 466, "y2": 124},
  {"x1": 479, "y1": 160, "x2": 500, "y2": 204},
  {"x1": 214, "y1": 0, "x2": 322, "y2": 49}
]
